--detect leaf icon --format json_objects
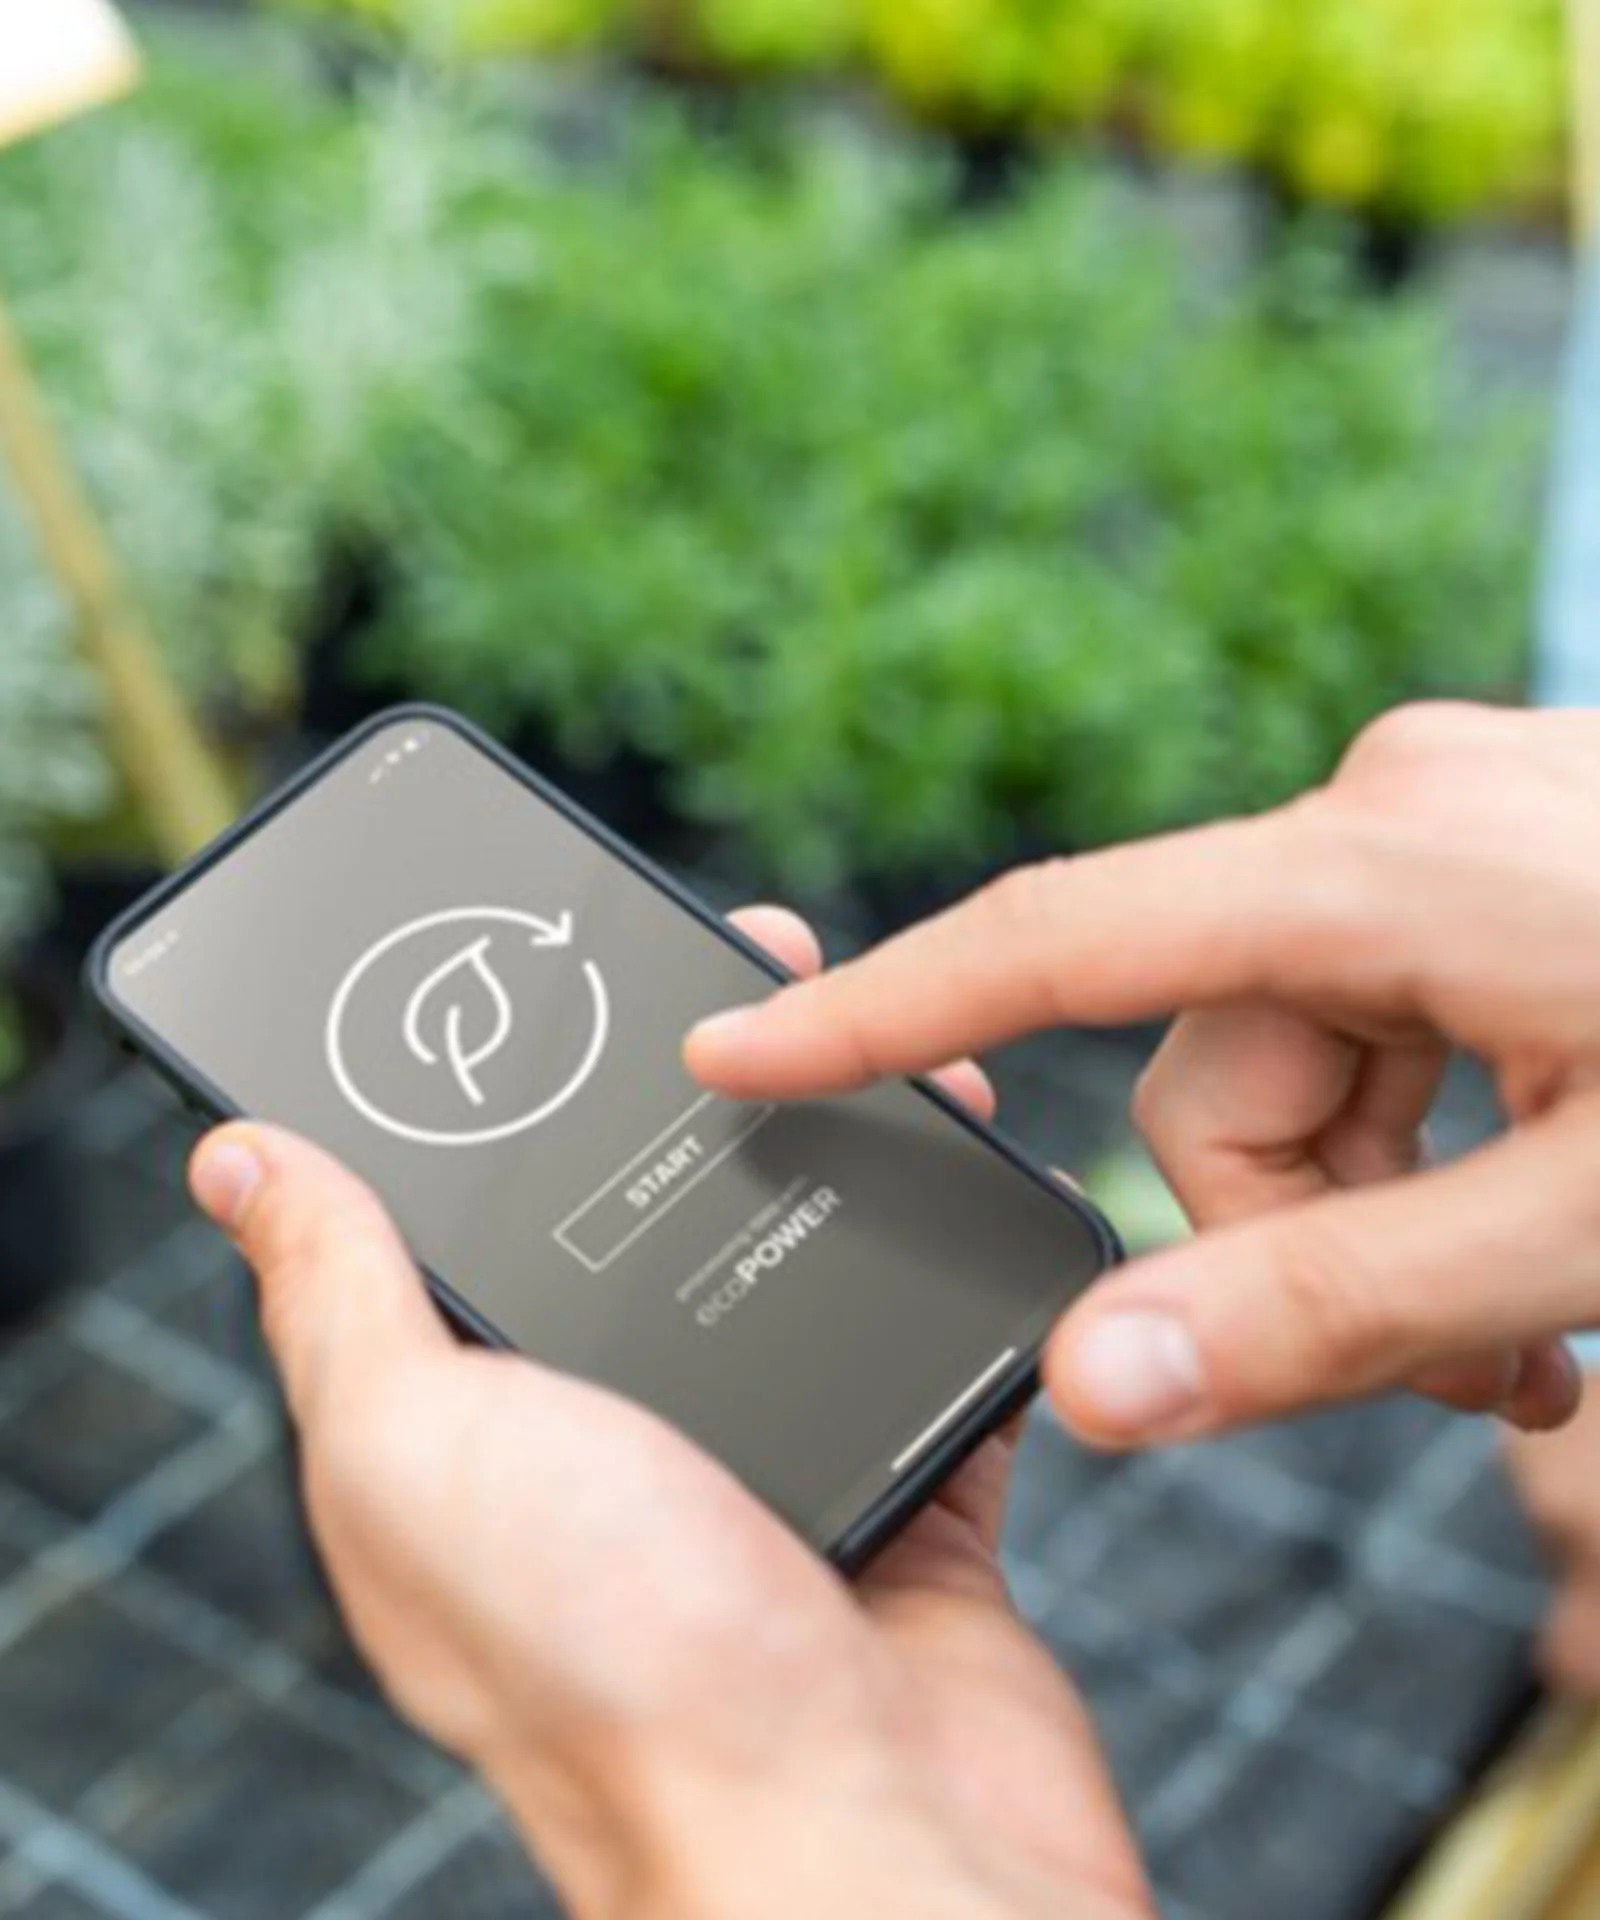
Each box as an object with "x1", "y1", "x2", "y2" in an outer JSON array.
[{"x1": 403, "y1": 936, "x2": 514, "y2": 1108}]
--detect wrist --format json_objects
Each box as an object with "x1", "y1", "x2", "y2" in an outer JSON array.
[
  {"x1": 487, "y1": 1732, "x2": 1049, "y2": 1920},
  {"x1": 621, "y1": 1772, "x2": 1021, "y2": 1920}
]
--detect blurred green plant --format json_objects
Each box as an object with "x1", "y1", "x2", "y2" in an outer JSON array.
[
  {"x1": 278, "y1": 0, "x2": 624, "y2": 58},
  {"x1": 694, "y1": 0, "x2": 860, "y2": 72},
  {"x1": 360, "y1": 119, "x2": 1540, "y2": 884},
  {"x1": 0, "y1": 29, "x2": 487, "y2": 718},
  {"x1": 0, "y1": 24, "x2": 1546, "y2": 917},
  {"x1": 0, "y1": 513, "x2": 108, "y2": 1089},
  {"x1": 280, "y1": 0, "x2": 1568, "y2": 223},
  {"x1": 0, "y1": 20, "x2": 489, "y2": 1057}
]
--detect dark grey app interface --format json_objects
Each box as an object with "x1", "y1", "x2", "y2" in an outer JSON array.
[{"x1": 108, "y1": 719, "x2": 1111, "y2": 1549}]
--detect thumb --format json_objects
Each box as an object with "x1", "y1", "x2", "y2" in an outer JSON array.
[
  {"x1": 1049, "y1": 1096, "x2": 1600, "y2": 1445},
  {"x1": 190, "y1": 1125, "x2": 450, "y2": 1432}
]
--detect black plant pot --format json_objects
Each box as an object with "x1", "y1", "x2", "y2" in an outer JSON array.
[
  {"x1": 949, "y1": 127, "x2": 1040, "y2": 213},
  {"x1": 44, "y1": 857, "x2": 166, "y2": 967},
  {"x1": 298, "y1": 540, "x2": 416, "y2": 743},
  {"x1": 851, "y1": 818, "x2": 1066, "y2": 945},
  {"x1": 1352, "y1": 214, "x2": 1430, "y2": 294},
  {"x1": 1256, "y1": 175, "x2": 1429, "y2": 294},
  {"x1": 853, "y1": 853, "x2": 1009, "y2": 945},
  {"x1": 508, "y1": 712, "x2": 706, "y2": 865},
  {"x1": 293, "y1": 541, "x2": 705, "y2": 861},
  {"x1": 0, "y1": 965, "x2": 104, "y2": 1329}
]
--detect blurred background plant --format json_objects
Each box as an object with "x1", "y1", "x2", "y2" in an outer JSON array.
[
  {"x1": 361, "y1": 130, "x2": 1539, "y2": 884},
  {"x1": 0, "y1": 22, "x2": 492, "y2": 906},
  {"x1": 0, "y1": 18, "x2": 1544, "y2": 908},
  {"x1": 0, "y1": 34, "x2": 493, "y2": 715},
  {"x1": 282, "y1": 0, "x2": 1568, "y2": 225},
  {"x1": 0, "y1": 544, "x2": 107, "y2": 1086}
]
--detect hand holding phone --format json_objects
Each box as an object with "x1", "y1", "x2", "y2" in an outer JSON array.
[
  {"x1": 188, "y1": 1087, "x2": 1151, "y2": 1920},
  {"x1": 92, "y1": 709, "x2": 1119, "y2": 1564}
]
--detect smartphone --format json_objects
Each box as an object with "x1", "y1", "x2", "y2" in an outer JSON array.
[{"x1": 89, "y1": 708, "x2": 1119, "y2": 1569}]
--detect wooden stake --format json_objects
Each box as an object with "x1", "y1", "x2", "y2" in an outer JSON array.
[
  {"x1": 0, "y1": 286, "x2": 235, "y2": 866},
  {"x1": 1386, "y1": 1702, "x2": 1600, "y2": 1920}
]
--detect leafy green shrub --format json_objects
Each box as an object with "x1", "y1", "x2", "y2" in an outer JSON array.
[
  {"x1": 693, "y1": 0, "x2": 861, "y2": 73},
  {"x1": 276, "y1": 0, "x2": 623, "y2": 58},
  {"x1": 0, "y1": 546, "x2": 107, "y2": 921},
  {"x1": 358, "y1": 117, "x2": 1540, "y2": 883},
  {"x1": 0, "y1": 17, "x2": 502, "y2": 1072},
  {"x1": 0, "y1": 15, "x2": 490, "y2": 842},
  {"x1": 0, "y1": 28, "x2": 1545, "y2": 906},
  {"x1": 0, "y1": 512, "x2": 109, "y2": 1085},
  {"x1": 277, "y1": 0, "x2": 1567, "y2": 222},
  {"x1": 0, "y1": 24, "x2": 356, "y2": 1067}
]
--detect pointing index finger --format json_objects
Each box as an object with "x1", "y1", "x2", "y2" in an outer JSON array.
[{"x1": 688, "y1": 814, "x2": 1364, "y2": 1099}]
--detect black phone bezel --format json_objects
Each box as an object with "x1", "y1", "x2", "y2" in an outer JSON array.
[{"x1": 86, "y1": 703, "x2": 1123, "y2": 1573}]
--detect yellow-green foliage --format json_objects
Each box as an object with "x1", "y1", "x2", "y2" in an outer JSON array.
[
  {"x1": 278, "y1": 0, "x2": 623, "y2": 56},
  {"x1": 862, "y1": 0, "x2": 1566, "y2": 218},
  {"x1": 866, "y1": 0, "x2": 1137, "y2": 129},
  {"x1": 1131, "y1": 0, "x2": 1566, "y2": 219},
  {"x1": 695, "y1": 0, "x2": 860, "y2": 70},
  {"x1": 280, "y1": 0, "x2": 1567, "y2": 220}
]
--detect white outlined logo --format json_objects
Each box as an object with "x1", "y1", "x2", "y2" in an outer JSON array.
[{"x1": 326, "y1": 907, "x2": 609, "y2": 1147}]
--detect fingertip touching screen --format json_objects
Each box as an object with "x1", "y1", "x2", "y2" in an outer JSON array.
[{"x1": 104, "y1": 716, "x2": 1113, "y2": 1552}]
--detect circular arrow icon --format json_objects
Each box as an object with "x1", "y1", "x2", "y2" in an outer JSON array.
[{"x1": 326, "y1": 906, "x2": 609, "y2": 1148}]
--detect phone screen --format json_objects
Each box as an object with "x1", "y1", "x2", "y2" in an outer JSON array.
[{"x1": 101, "y1": 715, "x2": 1113, "y2": 1553}]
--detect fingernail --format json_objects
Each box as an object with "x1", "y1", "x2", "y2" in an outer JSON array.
[
  {"x1": 191, "y1": 1140, "x2": 263, "y2": 1230},
  {"x1": 688, "y1": 1006, "x2": 762, "y2": 1054},
  {"x1": 1071, "y1": 1311, "x2": 1207, "y2": 1436}
]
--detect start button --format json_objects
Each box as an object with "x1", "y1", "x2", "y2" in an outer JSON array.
[{"x1": 554, "y1": 1094, "x2": 776, "y2": 1272}]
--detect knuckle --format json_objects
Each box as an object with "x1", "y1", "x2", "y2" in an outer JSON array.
[
  {"x1": 1254, "y1": 799, "x2": 1408, "y2": 996},
  {"x1": 1259, "y1": 796, "x2": 1363, "y2": 919},
  {"x1": 1128, "y1": 1018, "x2": 1210, "y2": 1154},
  {"x1": 246, "y1": 1214, "x2": 331, "y2": 1368},
  {"x1": 247, "y1": 1181, "x2": 391, "y2": 1303},
  {"x1": 977, "y1": 859, "x2": 1076, "y2": 1016},
  {"x1": 1130, "y1": 1053, "x2": 1177, "y2": 1147},
  {"x1": 981, "y1": 858, "x2": 1074, "y2": 944},
  {"x1": 815, "y1": 980, "x2": 903, "y2": 1089},
  {"x1": 240, "y1": 1189, "x2": 329, "y2": 1292},
  {"x1": 1341, "y1": 700, "x2": 1493, "y2": 779}
]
